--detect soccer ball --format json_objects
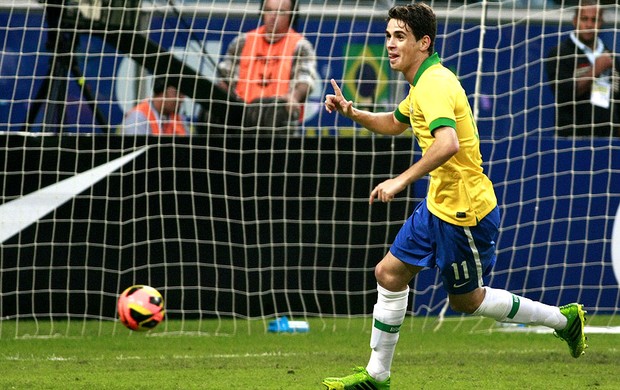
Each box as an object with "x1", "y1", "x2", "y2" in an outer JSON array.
[{"x1": 117, "y1": 285, "x2": 165, "y2": 331}]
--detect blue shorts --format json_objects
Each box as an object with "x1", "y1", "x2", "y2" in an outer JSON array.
[{"x1": 390, "y1": 200, "x2": 500, "y2": 294}]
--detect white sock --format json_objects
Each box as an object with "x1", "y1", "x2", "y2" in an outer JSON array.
[
  {"x1": 366, "y1": 284, "x2": 409, "y2": 382},
  {"x1": 473, "y1": 286, "x2": 567, "y2": 330}
]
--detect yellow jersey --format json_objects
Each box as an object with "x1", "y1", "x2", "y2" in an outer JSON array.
[{"x1": 394, "y1": 53, "x2": 497, "y2": 226}]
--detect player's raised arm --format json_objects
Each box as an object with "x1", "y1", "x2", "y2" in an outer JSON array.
[
  {"x1": 324, "y1": 79, "x2": 353, "y2": 116},
  {"x1": 324, "y1": 79, "x2": 408, "y2": 136}
]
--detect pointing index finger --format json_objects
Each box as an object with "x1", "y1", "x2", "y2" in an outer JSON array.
[{"x1": 330, "y1": 79, "x2": 343, "y2": 97}]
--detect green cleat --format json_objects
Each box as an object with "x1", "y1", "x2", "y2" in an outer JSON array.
[
  {"x1": 554, "y1": 303, "x2": 588, "y2": 358},
  {"x1": 322, "y1": 367, "x2": 390, "y2": 390}
]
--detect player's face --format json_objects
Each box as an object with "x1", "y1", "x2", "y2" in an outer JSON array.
[
  {"x1": 262, "y1": 0, "x2": 292, "y2": 42},
  {"x1": 385, "y1": 19, "x2": 427, "y2": 81},
  {"x1": 574, "y1": 5, "x2": 602, "y2": 46}
]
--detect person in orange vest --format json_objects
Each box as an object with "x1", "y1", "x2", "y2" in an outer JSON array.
[
  {"x1": 122, "y1": 76, "x2": 189, "y2": 136},
  {"x1": 216, "y1": 0, "x2": 318, "y2": 133}
]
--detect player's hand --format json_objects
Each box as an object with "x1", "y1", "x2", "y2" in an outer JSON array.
[
  {"x1": 369, "y1": 178, "x2": 406, "y2": 204},
  {"x1": 324, "y1": 79, "x2": 354, "y2": 117}
]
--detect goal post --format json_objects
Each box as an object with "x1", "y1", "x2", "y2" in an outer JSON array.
[{"x1": 0, "y1": 1, "x2": 619, "y2": 336}]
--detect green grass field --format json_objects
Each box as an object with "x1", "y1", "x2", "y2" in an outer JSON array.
[{"x1": 1, "y1": 317, "x2": 618, "y2": 389}]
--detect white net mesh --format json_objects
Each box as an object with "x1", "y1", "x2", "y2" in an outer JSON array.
[{"x1": 0, "y1": 0, "x2": 619, "y2": 335}]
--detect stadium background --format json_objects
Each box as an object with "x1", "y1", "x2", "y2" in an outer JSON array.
[
  {"x1": 0, "y1": 1, "x2": 619, "y2": 321},
  {"x1": 6, "y1": 2, "x2": 620, "y2": 135}
]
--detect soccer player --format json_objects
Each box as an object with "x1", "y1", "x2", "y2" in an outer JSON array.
[{"x1": 322, "y1": 3, "x2": 587, "y2": 389}]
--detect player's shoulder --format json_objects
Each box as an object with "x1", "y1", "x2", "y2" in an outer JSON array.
[
  {"x1": 418, "y1": 64, "x2": 458, "y2": 87},
  {"x1": 429, "y1": 63, "x2": 455, "y2": 76}
]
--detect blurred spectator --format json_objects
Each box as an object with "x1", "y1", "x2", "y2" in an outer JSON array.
[
  {"x1": 545, "y1": 0, "x2": 620, "y2": 136},
  {"x1": 121, "y1": 76, "x2": 189, "y2": 136},
  {"x1": 216, "y1": 0, "x2": 319, "y2": 134}
]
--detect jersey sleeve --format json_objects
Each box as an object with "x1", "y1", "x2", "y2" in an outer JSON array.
[
  {"x1": 394, "y1": 97, "x2": 411, "y2": 125},
  {"x1": 417, "y1": 73, "x2": 458, "y2": 132}
]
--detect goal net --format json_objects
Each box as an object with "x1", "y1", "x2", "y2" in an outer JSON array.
[{"x1": 0, "y1": 0, "x2": 619, "y2": 336}]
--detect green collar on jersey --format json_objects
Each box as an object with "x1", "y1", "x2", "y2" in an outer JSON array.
[{"x1": 412, "y1": 52, "x2": 441, "y2": 86}]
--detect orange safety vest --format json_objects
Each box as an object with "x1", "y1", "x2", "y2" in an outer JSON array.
[
  {"x1": 130, "y1": 100, "x2": 188, "y2": 136},
  {"x1": 235, "y1": 26, "x2": 303, "y2": 103}
]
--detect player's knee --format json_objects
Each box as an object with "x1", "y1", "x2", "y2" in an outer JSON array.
[
  {"x1": 449, "y1": 300, "x2": 478, "y2": 314},
  {"x1": 448, "y1": 289, "x2": 485, "y2": 314},
  {"x1": 374, "y1": 262, "x2": 403, "y2": 291},
  {"x1": 374, "y1": 261, "x2": 390, "y2": 285},
  {"x1": 375, "y1": 254, "x2": 419, "y2": 291}
]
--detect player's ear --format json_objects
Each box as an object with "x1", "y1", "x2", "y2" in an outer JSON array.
[{"x1": 420, "y1": 35, "x2": 431, "y2": 52}]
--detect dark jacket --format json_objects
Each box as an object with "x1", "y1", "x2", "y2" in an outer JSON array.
[{"x1": 545, "y1": 38, "x2": 620, "y2": 136}]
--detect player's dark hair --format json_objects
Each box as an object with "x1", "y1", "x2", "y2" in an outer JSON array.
[
  {"x1": 260, "y1": 0, "x2": 300, "y2": 31},
  {"x1": 388, "y1": 2, "x2": 436, "y2": 54}
]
